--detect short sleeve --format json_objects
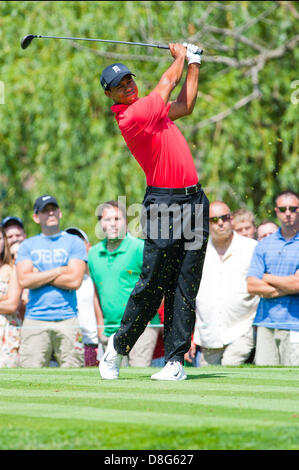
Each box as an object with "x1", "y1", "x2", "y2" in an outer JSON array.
[
  {"x1": 246, "y1": 244, "x2": 266, "y2": 280},
  {"x1": 69, "y1": 236, "x2": 87, "y2": 262},
  {"x1": 15, "y1": 239, "x2": 32, "y2": 264}
]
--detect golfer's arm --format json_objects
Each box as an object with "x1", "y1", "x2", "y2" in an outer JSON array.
[
  {"x1": 168, "y1": 63, "x2": 200, "y2": 121},
  {"x1": 16, "y1": 260, "x2": 63, "y2": 289},
  {"x1": 0, "y1": 267, "x2": 22, "y2": 314},
  {"x1": 50, "y1": 259, "x2": 86, "y2": 290},
  {"x1": 263, "y1": 271, "x2": 299, "y2": 294},
  {"x1": 247, "y1": 276, "x2": 284, "y2": 298},
  {"x1": 153, "y1": 55, "x2": 185, "y2": 105}
]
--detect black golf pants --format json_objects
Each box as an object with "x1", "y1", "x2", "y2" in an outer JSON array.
[{"x1": 114, "y1": 185, "x2": 209, "y2": 363}]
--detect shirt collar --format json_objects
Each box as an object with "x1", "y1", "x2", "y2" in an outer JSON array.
[
  {"x1": 275, "y1": 227, "x2": 299, "y2": 242},
  {"x1": 111, "y1": 97, "x2": 141, "y2": 115},
  {"x1": 111, "y1": 103, "x2": 129, "y2": 115},
  {"x1": 98, "y1": 232, "x2": 132, "y2": 255},
  {"x1": 209, "y1": 232, "x2": 252, "y2": 261},
  {"x1": 41, "y1": 231, "x2": 62, "y2": 239}
]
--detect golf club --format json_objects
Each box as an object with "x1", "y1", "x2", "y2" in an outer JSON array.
[{"x1": 21, "y1": 34, "x2": 203, "y2": 55}]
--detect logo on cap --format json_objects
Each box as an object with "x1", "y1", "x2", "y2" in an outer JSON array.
[
  {"x1": 100, "y1": 63, "x2": 135, "y2": 90},
  {"x1": 33, "y1": 194, "x2": 59, "y2": 213},
  {"x1": 112, "y1": 65, "x2": 121, "y2": 73}
]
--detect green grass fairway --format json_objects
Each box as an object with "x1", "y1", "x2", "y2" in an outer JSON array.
[{"x1": 0, "y1": 366, "x2": 299, "y2": 450}]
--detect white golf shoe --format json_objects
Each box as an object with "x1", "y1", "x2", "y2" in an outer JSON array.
[
  {"x1": 151, "y1": 361, "x2": 187, "y2": 381},
  {"x1": 99, "y1": 334, "x2": 123, "y2": 380}
]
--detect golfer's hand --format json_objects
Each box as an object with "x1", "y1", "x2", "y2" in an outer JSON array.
[
  {"x1": 183, "y1": 43, "x2": 201, "y2": 65},
  {"x1": 169, "y1": 43, "x2": 187, "y2": 60}
]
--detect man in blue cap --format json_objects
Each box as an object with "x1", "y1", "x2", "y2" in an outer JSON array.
[
  {"x1": 1, "y1": 216, "x2": 26, "y2": 247},
  {"x1": 15, "y1": 195, "x2": 87, "y2": 368}
]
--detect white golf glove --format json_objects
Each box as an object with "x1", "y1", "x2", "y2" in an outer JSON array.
[{"x1": 183, "y1": 42, "x2": 202, "y2": 65}]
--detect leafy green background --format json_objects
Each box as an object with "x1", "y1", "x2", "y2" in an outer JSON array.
[{"x1": 0, "y1": 1, "x2": 298, "y2": 243}]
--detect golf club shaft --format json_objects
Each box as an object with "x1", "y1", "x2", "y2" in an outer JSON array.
[
  {"x1": 30, "y1": 35, "x2": 170, "y2": 50},
  {"x1": 21, "y1": 34, "x2": 203, "y2": 54}
]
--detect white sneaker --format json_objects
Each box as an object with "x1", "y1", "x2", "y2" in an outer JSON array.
[
  {"x1": 99, "y1": 334, "x2": 123, "y2": 380},
  {"x1": 151, "y1": 361, "x2": 187, "y2": 381}
]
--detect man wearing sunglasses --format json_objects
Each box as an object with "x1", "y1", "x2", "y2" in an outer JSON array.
[
  {"x1": 247, "y1": 190, "x2": 299, "y2": 365},
  {"x1": 193, "y1": 201, "x2": 259, "y2": 366}
]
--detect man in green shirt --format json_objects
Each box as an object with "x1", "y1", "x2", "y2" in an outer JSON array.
[{"x1": 88, "y1": 200, "x2": 160, "y2": 366}]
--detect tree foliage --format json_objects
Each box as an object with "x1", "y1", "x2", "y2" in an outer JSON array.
[{"x1": 0, "y1": 1, "x2": 298, "y2": 242}]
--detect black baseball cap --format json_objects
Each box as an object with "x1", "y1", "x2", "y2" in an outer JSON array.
[
  {"x1": 100, "y1": 63, "x2": 135, "y2": 90},
  {"x1": 65, "y1": 226, "x2": 89, "y2": 243},
  {"x1": 1, "y1": 216, "x2": 24, "y2": 229},
  {"x1": 33, "y1": 195, "x2": 59, "y2": 213}
]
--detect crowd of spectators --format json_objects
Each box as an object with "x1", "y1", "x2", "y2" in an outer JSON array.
[{"x1": 0, "y1": 190, "x2": 298, "y2": 369}]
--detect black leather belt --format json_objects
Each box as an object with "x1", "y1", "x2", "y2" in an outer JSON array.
[{"x1": 147, "y1": 183, "x2": 201, "y2": 195}]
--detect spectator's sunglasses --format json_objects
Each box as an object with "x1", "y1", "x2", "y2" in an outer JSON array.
[
  {"x1": 276, "y1": 206, "x2": 299, "y2": 213},
  {"x1": 209, "y1": 214, "x2": 231, "y2": 223}
]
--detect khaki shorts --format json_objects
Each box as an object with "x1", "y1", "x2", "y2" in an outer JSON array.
[
  {"x1": 200, "y1": 326, "x2": 255, "y2": 366},
  {"x1": 255, "y1": 326, "x2": 299, "y2": 366},
  {"x1": 20, "y1": 317, "x2": 84, "y2": 368},
  {"x1": 129, "y1": 325, "x2": 160, "y2": 367}
]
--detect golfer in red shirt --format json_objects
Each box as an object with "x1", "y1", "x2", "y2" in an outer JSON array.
[{"x1": 99, "y1": 43, "x2": 209, "y2": 380}]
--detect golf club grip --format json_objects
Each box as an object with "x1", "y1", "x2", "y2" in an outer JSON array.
[{"x1": 159, "y1": 44, "x2": 203, "y2": 55}]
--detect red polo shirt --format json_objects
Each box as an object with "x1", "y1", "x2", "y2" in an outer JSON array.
[{"x1": 111, "y1": 91, "x2": 199, "y2": 188}]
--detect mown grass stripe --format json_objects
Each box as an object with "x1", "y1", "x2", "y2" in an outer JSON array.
[
  {"x1": 0, "y1": 389, "x2": 299, "y2": 415},
  {"x1": 0, "y1": 400, "x2": 294, "y2": 429},
  {"x1": 1, "y1": 366, "x2": 299, "y2": 381},
  {"x1": 1, "y1": 380, "x2": 299, "y2": 398}
]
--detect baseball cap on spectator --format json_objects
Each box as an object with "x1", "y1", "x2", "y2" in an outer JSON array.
[
  {"x1": 33, "y1": 195, "x2": 59, "y2": 213},
  {"x1": 100, "y1": 63, "x2": 136, "y2": 90},
  {"x1": 1, "y1": 216, "x2": 24, "y2": 229},
  {"x1": 65, "y1": 226, "x2": 89, "y2": 243}
]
